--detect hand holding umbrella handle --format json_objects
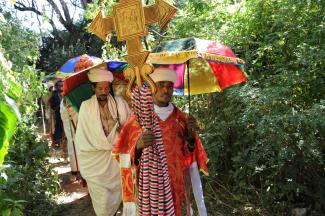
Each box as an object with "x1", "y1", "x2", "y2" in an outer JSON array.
[
  {"x1": 186, "y1": 115, "x2": 199, "y2": 152},
  {"x1": 187, "y1": 115, "x2": 199, "y2": 132}
]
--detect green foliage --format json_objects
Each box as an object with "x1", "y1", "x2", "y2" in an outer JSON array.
[
  {"x1": 0, "y1": 7, "x2": 59, "y2": 216},
  {"x1": 1, "y1": 121, "x2": 60, "y2": 215},
  {"x1": 0, "y1": 198, "x2": 26, "y2": 216},
  {"x1": 0, "y1": 12, "x2": 39, "y2": 71},
  {"x1": 0, "y1": 47, "x2": 21, "y2": 166},
  {"x1": 170, "y1": 0, "x2": 229, "y2": 39},
  {"x1": 172, "y1": 0, "x2": 325, "y2": 214},
  {"x1": 0, "y1": 100, "x2": 18, "y2": 165}
]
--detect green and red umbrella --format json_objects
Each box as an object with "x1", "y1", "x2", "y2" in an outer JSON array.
[
  {"x1": 61, "y1": 56, "x2": 128, "y2": 111},
  {"x1": 147, "y1": 37, "x2": 246, "y2": 96}
]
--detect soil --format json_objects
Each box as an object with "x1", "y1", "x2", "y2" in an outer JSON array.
[{"x1": 49, "y1": 145, "x2": 122, "y2": 216}]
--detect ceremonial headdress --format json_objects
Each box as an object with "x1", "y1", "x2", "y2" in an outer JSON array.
[{"x1": 88, "y1": 67, "x2": 114, "y2": 83}]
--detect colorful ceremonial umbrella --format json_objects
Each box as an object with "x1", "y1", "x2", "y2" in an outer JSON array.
[
  {"x1": 44, "y1": 72, "x2": 67, "y2": 83},
  {"x1": 62, "y1": 56, "x2": 128, "y2": 111},
  {"x1": 62, "y1": 38, "x2": 246, "y2": 111},
  {"x1": 59, "y1": 55, "x2": 103, "y2": 73},
  {"x1": 44, "y1": 56, "x2": 102, "y2": 83},
  {"x1": 147, "y1": 37, "x2": 246, "y2": 96}
]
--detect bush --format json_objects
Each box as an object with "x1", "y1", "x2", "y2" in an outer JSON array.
[
  {"x1": 1, "y1": 121, "x2": 60, "y2": 215},
  {"x1": 173, "y1": 0, "x2": 325, "y2": 214}
]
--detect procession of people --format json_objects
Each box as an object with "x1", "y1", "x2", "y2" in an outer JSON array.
[{"x1": 41, "y1": 54, "x2": 211, "y2": 216}]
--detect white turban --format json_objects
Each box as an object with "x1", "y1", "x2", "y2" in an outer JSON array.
[
  {"x1": 149, "y1": 68, "x2": 177, "y2": 83},
  {"x1": 88, "y1": 68, "x2": 114, "y2": 83}
]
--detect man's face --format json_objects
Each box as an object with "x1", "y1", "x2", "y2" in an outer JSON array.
[
  {"x1": 94, "y1": 81, "x2": 110, "y2": 101},
  {"x1": 57, "y1": 81, "x2": 63, "y2": 93},
  {"x1": 153, "y1": 81, "x2": 174, "y2": 107}
]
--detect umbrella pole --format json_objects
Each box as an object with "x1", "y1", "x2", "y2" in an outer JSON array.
[
  {"x1": 40, "y1": 96, "x2": 46, "y2": 134},
  {"x1": 187, "y1": 61, "x2": 191, "y2": 113}
]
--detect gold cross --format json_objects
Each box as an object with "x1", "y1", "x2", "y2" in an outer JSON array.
[{"x1": 89, "y1": 0, "x2": 176, "y2": 96}]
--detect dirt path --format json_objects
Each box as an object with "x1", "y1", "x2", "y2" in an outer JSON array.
[
  {"x1": 49, "y1": 149, "x2": 95, "y2": 216},
  {"x1": 50, "y1": 148, "x2": 123, "y2": 216},
  {"x1": 55, "y1": 169, "x2": 95, "y2": 215}
]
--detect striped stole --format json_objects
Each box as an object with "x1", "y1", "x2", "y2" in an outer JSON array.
[{"x1": 132, "y1": 86, "x2": 175, "y2": 216}]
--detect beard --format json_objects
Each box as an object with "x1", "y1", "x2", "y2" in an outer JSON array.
[{"x1": 97, "y1": 94, "x2": 107, "y2": 101}]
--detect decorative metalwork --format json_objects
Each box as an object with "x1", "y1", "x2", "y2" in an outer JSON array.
[{"x1": 89, "y1": 0, "x2": 177, "y2": 96}]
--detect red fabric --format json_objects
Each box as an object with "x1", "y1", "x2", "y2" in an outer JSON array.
[
  {"x1": 203, "y1": 40, "x2": 247, "y2": 90},
  {"x1": 62, "y1": 71, "x2": 88, "y2": 96},
  {"x1": 120, "y1": 168, "x2": 135, "y2": 202},
  {"x1": 209, "y1": 62, "x2": 247, "y2": 90},
  {"x1": 112, "y1": 118, "x2": 141, "y2": 204},
  {"x1": 113, "y1": 106, "x2": 209, "y2": 216},
  {"x1": 205, "y1": 40, "x2": 238, "y2": 58}
]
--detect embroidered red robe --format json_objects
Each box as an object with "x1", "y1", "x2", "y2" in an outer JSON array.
[{"x1": 113, "y1": 106, "x2": 208, "y2": 216}]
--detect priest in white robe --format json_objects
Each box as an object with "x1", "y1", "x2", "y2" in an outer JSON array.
[{"x1": 75, "y1": 67, "x2": 130, "y2": 216}]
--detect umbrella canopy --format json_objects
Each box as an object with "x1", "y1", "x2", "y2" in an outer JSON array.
[
  {"x1": 44, "y1": 56, "x2": 102, "y2": 84},
  {"x1": 59, "y1": 55, "x2": 104, "y2": 73},
  {"x1": 44, "y1": 71, "x2": 70, "y2": 83},
  {"x1": 62, "y1": 38, "x2": 247, "y2": 111},
  {"x1": 147, "y1": 37, "x2": 246, "y2": 96}
]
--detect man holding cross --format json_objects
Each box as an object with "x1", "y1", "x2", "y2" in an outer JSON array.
[{"x1": 113, "y1": 68, "x2": 209, "y2": 216}]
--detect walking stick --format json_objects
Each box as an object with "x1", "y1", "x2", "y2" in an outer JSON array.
[{"x1": 40, "y1": 96, "x2": 46, "y2": 134}]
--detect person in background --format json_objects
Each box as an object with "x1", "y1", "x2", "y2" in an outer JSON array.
[
  {"x1": 51, "y1": 80, "x2": 68, "y2": 162},
  {"x1": 59, "y1": 56, "x2": 91, "y2": 180},
  {"x1": 42, "y1": 83, "x2": 53, "y2": 142},
  {"x1": 60, "y1": 92, "x2": 79, "y2": 172}
]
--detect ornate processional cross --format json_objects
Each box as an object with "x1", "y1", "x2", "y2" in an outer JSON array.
[{"x1": 89, "y1": 0, "x2": 176, "y2": 96}]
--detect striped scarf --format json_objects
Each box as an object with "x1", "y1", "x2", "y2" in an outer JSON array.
[{"x1": 132, "y1": 85, "x2": 175, "y2": 216}]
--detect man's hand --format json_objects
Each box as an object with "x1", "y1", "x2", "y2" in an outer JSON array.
[
  {"x1": 136, "y1": 129, "x2": 155, "y2": 151},
  {"x1": 135, "y1": 129, "x2": 155, "y2": 163},
  {"x1": 186, "y1": 115, "x2": 199, "y2": 132},
  {"x1": 186, "y1": 115, "x2": 199, "y2": 152}
]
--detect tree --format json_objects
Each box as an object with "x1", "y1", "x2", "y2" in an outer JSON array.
[
  {"x1": 0, "y1": 9, "x2": 41, "y2": 165},
  {"x1": 12, "y1": 0, "x2": 105, "y2": 73},
  {"x1": 0, "y1": 8, "x2": 59, "y2": 215},
  {"x1": 14, "y1": 0, "x2": 94, "y2": 34},
  {"x1": 170, "y1": 0, "x2": 325, "y2": 214},
  {"x1": 37, "y1": 19, "x2": 103, "y2": 73}
]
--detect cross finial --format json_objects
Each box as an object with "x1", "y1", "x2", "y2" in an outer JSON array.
[{"x1": 89, "y1": 0, "x2": 176, "y2": 96}]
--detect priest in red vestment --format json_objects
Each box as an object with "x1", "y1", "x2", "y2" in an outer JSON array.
[{"x1": 113, "y1": 68, "x2": 209, "y2": 216}]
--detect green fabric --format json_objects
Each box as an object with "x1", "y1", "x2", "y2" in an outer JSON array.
[
  {"x1": 64, "y1": 82, "x2": 93, "y2": 112},
  {"x1": 152, "y1": 37, "x2": 196, "y2": 53}
]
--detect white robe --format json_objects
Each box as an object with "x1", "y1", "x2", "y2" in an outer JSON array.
[
  {"x1": 75, "y1": 95, "x2": 130, "y2": 216},
  {"x1": 60, "y1": 101, "x2": 79, "y2": 172}
]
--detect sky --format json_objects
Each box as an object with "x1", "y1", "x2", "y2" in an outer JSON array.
[{"x1": 1, "y1": 0, "x2": 83, "y2": 33}]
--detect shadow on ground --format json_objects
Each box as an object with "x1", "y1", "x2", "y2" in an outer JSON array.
[{"x1": 49, "y1": 148, "x2": 96, "y2": 216}]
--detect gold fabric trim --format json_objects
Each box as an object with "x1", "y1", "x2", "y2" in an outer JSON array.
[{"x1": 147, "y1": 50, "x2": 245, "y2": 65}]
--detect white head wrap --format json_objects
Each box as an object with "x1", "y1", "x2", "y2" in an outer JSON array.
[
  {"x1": 88, "y1": 68, "x2": 114, "y2": 83},
  {"x1": 149, "y1": 68, "x2": 177, "y2": 83}
]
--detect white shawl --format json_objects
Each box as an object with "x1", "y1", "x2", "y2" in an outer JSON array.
[{"x1": 75, "y1": 94, "x2": 130, "y2": 179}]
